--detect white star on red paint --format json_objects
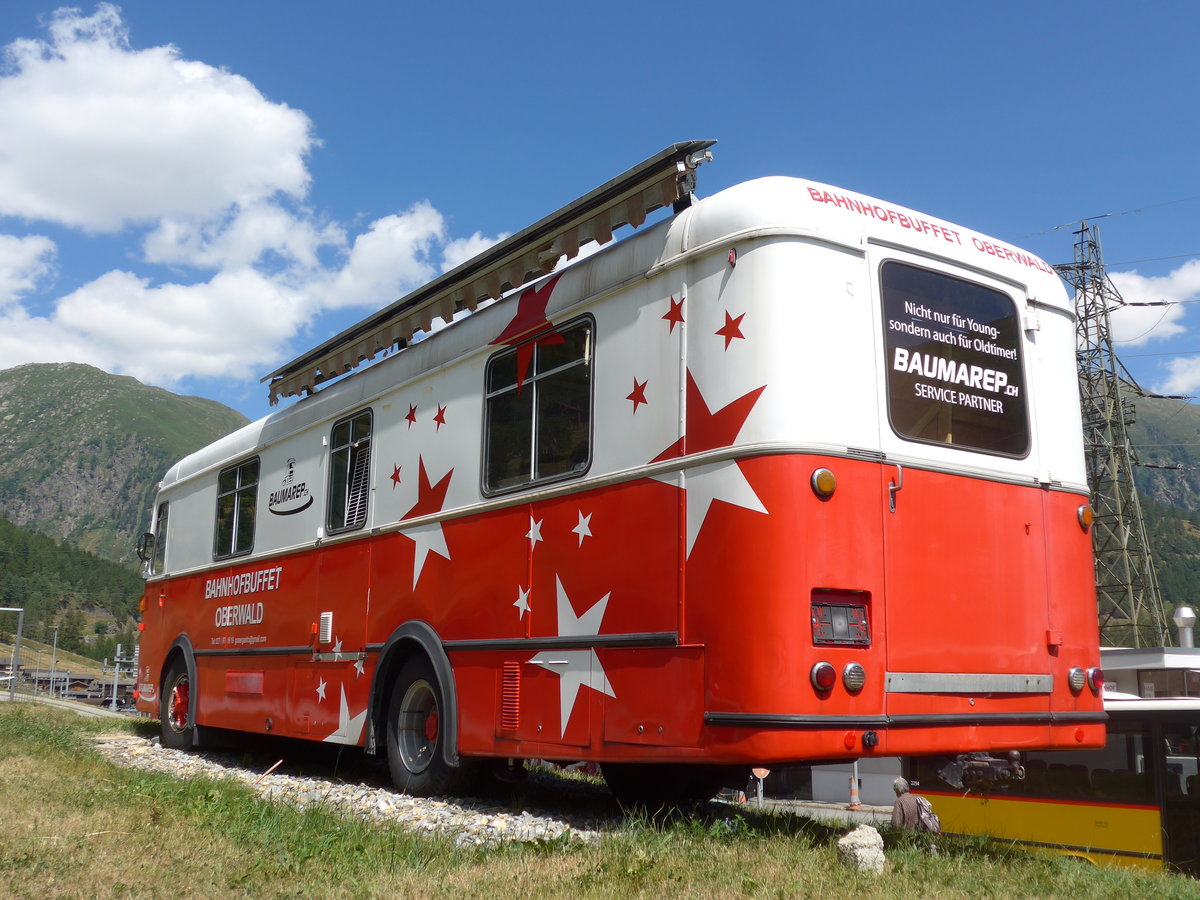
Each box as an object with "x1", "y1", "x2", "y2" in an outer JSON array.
[{"x1": 528, "y1": 576, "x2": 615, "y2": 736}]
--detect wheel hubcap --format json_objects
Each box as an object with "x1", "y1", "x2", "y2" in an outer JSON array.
[
  {"x1": 167, "y1": 675, "x2": 190, "y2": 734},
  {"x1": 398, "y1": 679, "x2": 438, "y2": 774}
]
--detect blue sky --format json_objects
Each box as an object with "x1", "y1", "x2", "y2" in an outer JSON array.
[{"x1": 1, "y1": 1, "x2": 1199, "y2": 423}]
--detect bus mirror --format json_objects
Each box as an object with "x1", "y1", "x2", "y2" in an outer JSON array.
[{"x1": 136, "y1": 532, "x2": 154, "y2": 562}]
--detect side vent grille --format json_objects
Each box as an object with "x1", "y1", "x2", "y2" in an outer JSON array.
[{"x1": 500, "y1": 661, "x2": 520, "y2": 732}]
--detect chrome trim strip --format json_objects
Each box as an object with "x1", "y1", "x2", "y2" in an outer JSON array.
[{"x1": 886, "y1": 673, "x2": 1053, "y2": 694}]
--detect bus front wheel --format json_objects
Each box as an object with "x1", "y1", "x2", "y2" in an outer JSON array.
[
  {"x1": 385, "y1": 656, "x2": 477, "y2": 797},
  {"x1": 160, "y1": 658, "x2": 195, "y2": 751}
]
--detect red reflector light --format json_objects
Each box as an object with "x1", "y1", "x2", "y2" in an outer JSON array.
[
  {"x1": 1087, "y1": 666, "x2": 1104, "y2": 692},
  {"x1": 811, "y1": 661, "x2": 837, "y2": 692}
]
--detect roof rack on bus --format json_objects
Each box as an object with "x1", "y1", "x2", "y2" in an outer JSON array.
[{"x1": 262, "y1": 140, "x2": 717, "y2": 405}]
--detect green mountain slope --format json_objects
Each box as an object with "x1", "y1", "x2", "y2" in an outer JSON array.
[
  {"x1": 0, "y1": 363, "x2": 248, "y2": 565},
  {"x1": 1130, "y1": 395, "x2": 1200, "y2": 511},
  {"x1": 1124, "y1": 397, "x2": 1200, "y2": 618}
]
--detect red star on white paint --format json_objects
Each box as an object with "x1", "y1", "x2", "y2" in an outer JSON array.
[
  {"x1": 627, "y1": 378, "x2": 648, "y2": 413},
  {"x1": 663, "y1": 295, "x2": 685, "y2": 333},
  {"x1": 489, "y1": 274, "x2": 565, "y2": 391},
  {"x1": 651, "y1": 371, "x2": 767, "y2": 556},
  {"x1": 715, "y1": 311, "x2": 746, "y2": 349}
]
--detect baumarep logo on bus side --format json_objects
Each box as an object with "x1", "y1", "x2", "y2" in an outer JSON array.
[{"x1": 269, "y1": 458, "x2": 312, "y2": 516}]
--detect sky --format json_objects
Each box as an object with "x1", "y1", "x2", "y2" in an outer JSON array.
[{"x1": 1, "y1": 1, "x2": 1199, "y2": 425}]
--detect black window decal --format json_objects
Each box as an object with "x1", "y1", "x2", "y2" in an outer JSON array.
[{"x1": 882, "y1": 262, "x2": 1029, "y2": 456}]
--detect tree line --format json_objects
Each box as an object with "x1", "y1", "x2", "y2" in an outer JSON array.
[{"x1": 0, "y1": 517, "x2": 141, "y2": 661}]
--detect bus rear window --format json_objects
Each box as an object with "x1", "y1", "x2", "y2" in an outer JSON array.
[{"x1": 881, "y1": 262, "x2": 1028, "y2": 456}]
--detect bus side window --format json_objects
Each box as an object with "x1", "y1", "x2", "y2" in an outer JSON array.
[
  {"x1": 151, "y1": 501, "x2": 169, "y2": 576},
  {"x1": 1026, "y1": 728, "x2": 1151, "y2": 804},
  {"x1": 328, "y1": 410, "x2": 373, "y2": 533},
  {"x1": 484, "y1": 319, "x2": 592, "y2": 493},
  {"x1": 214, "y1": 457, "x2": 260, "y2": 559}
]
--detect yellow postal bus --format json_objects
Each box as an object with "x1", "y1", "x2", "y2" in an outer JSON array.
[{"x1": 907, "y1": 696, "x2": 1200, "y2": 875}]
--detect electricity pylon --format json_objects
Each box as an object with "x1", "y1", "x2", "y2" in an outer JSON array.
[{"x1": 1055, "y1": 222, "x2": 1169, "y2": 647}]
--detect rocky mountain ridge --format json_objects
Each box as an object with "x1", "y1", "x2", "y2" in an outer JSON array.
[{"x1": 0, "y1": 362, "x2": 248, "y2": 565}]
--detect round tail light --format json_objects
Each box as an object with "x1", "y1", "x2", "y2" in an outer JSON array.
[
  {"x1": 1068, "y1": 666, "x2": 1086, "y2": 692},
  {"x1": 810, "y1": 661, "x2": 837, "y2": 692},
  {"x1": 1087, "y1": 666, "x2": 1104, "y2": 693},
  {"x1": 842, "y1": 662, "x2": 866, "y2": 692}
]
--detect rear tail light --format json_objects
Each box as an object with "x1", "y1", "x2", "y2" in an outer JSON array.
[
  {"x1": 1068, "y1": 666, "x2": 1086, "y2": 692},
  {"x1": 842, "y1": 662, "x2": 866, "y2": 692},
  {"x1": 810, "y1": 661, "x2": 837, "y2": 692},
  {"x1": 1087, "y1": 666, "x2": 1104, "y2": 693}
]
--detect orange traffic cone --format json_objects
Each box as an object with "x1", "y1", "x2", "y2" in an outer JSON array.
[{"x1": 847, "y1": 775, "x2": 862, "y2": 810}]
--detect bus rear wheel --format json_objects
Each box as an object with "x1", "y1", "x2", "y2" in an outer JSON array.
[
  {"x1": 602, "y1": 762, "x2": 749, "y2": 808},
  {"x1": 160, "y1": 658, "x2": 195, "y2": 751},
  {"x1": 385, "y1": 656, "x2": 477, "y2": 797}
]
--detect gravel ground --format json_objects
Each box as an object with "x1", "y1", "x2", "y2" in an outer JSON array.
[{"x1": 92, "y1": 733, "x2": 622, "y2": 847}]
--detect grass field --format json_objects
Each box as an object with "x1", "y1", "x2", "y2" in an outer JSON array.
[
  {"x1": 1, "y1": 637, "x2": 107, "y2": 679},
  {"x1": 0, "y1": 703, "x2": 1195, "y2": 899}
]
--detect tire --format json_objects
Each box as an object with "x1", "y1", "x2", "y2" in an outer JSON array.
[
  {"x1": 160, "y1": 657, "x2": 196, "y2": 751},
  {"x1": 602, "y1": 762, "x2": 750, "y2": 808},
  {"x1": 385, "y1": 656, "x2": 478, "y2": 796}
]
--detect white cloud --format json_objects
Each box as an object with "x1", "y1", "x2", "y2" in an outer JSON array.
[
  {"x1": 143, "y1": 203, "x2": 344, "y2": 271},
  {"x1": 0, "y1": 267, "x2": 307, "y2": 384},
  {"x1": 321, "y1": 203, "x2": 445, "y2": 309},
  {"x1": 0, "y1": 6, "x2": 515, "y2": 396},
  {"x1": 441, "y1": 231, "x2": 507, "y2": 272},
  {"x1": 1108, "y1": 260, "x2": 1200, "y2": 346},
  {"x1": 0, "y1": 3, "x2": 313, "y2": 231},
  {"x1": 0, "y1": 233, "x2": 55, "y2": 306},
  {"x1": 1156, "y1": 357, "x2": 1200, "y2": 397},
  {"x1": 1104, "y1": 258, "x2": 1200, "y2": 396}
]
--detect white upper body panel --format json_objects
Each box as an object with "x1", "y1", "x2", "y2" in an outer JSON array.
[{"x1": 152, "y1": 176, "x2": 1084, "y2": 574}]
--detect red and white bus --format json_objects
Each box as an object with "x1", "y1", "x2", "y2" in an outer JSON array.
[{"x1": 134, "y1": 142, "x2": 1104, "y2": 802}]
